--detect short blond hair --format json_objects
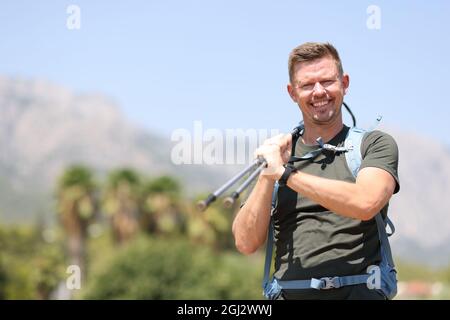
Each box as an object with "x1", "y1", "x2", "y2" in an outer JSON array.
[{"x1": 288, "y1": 42, "x2": 343, "y2": 83}]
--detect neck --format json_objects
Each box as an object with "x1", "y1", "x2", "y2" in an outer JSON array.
[{"x1": 301, "y1": 118, "x2": 344, "y2": 145}]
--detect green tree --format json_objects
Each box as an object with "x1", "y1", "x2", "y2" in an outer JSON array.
[
  {"x1": 32, "y1": 245, "x2": 65, "y2": 299},
  {"x1": 56, "y1": 165, "x2": 97, "y2": 277},
  {"x1": 83, "y1": 236, "x2": 262, "y2": 299},
  {"x1": 186, "y1": 195, "x2": 236, "y2": 251},
  {"x1": 140, "y1": 175, "x2": 186, "y2": 235},
  {"x1": 102, "y1": 168, "x2": 141, "y2": 244},
  {"x1": 0, "y1": 225, "x2": 65, "y2": 299},
  {"x1": 0, "y1": 254, "x2": 6, "y2": 299}
]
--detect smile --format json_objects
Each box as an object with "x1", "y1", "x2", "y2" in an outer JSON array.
[{"x1": 311, "y1": 99, "x2": 332, "y2": 108}]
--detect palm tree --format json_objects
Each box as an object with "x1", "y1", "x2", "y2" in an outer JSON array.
[
  {"x1": 102, "y1": 168, "x2": 141, "y2": 244},
  {"x1": 56, "y1": 165, "x2": 97, "y2": 279},
  {"x1": 140, "y1": 175, "x2": 186, "y2": 236}
]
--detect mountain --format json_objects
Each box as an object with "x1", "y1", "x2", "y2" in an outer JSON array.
[
  {"x1": 386, "y1": 127, "x2": 450, "y2": 266},
  {"x1": 0, "y1": 76, "x2": 238, "y2": 223},
  {"x1": 0, "y1": 76, "x2": 449, "y2": 266}
]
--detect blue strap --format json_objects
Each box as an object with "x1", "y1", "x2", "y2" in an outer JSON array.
[
  {"x1": 344, "y1": 127, "x2": 366, "y2": 178},
  {"x1": 262, "y1": 182, "x2": 278, "y2": 294},
  {"x1": 345, "y1": 117, "x2": 382, "y2": 179},
  {"x1": 344, "y1": 121, "x2": 396, "y2": 267},
  {"x1": 278, "y1": 274, "x2": 370, "y2": 290},
  {"x1": 386, "y1": 217, "x2": 395, "y2": 237},
  {"x1": 375, "y1": 214, "x2": 396, "y2": 267},
  {"x1": 262, "y1": 221, "x2": 274, "y2": 292}
]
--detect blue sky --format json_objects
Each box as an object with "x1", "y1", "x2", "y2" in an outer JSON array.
[{"x1": 1, "y1": 0, "x2": 449, "y2": 145}]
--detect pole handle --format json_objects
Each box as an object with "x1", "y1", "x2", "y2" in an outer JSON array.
[
  {"x1": 196, "y1": 194, "x2": 217, "y2": 212},
  {"x1": 223, "y1": 191, "x2": 239, "y2": 208}
]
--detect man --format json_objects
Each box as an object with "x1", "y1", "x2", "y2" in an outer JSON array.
[{"x1": 232, "y1": 42, "x2": 399, "y2": 299}]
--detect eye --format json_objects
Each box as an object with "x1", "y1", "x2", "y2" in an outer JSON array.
[
  {"x1": 301, "y1": 83, "x2": 314, "y2": 90},
  {"x1": 321, "y1": 80, "x2": 335, "y2": 87}
]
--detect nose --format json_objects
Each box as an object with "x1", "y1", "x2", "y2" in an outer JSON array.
[{"x1": 312, "y1": 82, "x2": 327, "y2": 97}]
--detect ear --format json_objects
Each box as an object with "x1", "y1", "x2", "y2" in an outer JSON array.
[
  {"x1": 287, "y1": 83, "x2": 298, "y2": 103},
  {"x1": 342, "y1": 73, "x2": 350, "y2": 95}
]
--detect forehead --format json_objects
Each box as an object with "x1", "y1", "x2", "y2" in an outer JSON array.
[{"x1": 292, "y1": 56, "x2": 339, "y2": 82}]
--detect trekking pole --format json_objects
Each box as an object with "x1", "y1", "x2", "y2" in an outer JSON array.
[
  {"x1": 196, "y1": 159, "x2": 262, "y2": 211},
  {"x1": 197, "y1": 122, "x2": 304, "y2": 212},
  {"x1": 222, "y1": 123, "x2": 304, "y2": 208},
  {"x1": 223, "y1": 159, "x2": 267, "y2": 208}
]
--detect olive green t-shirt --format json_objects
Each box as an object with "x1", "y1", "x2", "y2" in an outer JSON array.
[{"x1": 272, "y1": 125, "x2": 400, "y2": 299}]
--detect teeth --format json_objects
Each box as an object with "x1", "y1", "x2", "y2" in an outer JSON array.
[{"x1": 312, "y1": 100, "x2": 329, "y2": 107}]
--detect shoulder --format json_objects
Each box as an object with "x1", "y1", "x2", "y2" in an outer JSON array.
[
  {"x1": 363, "y1": 130, "x2": 397, "y2": 142},
  {"x1": 361, "y1": 130, "x2": 399, "y2": 157}
]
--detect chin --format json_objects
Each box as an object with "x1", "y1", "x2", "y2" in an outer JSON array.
[{"x1": 312, "y1": 112, "x2": 337, "y2": 124}]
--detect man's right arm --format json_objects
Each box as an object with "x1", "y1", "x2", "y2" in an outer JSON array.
[{"x1": 231, "y1": 175, "x2": 275, "y2": 255}]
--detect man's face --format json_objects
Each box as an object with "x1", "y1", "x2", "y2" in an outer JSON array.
[{"x1": 287, "y1": 55, "x2": 349, "y2": 125}]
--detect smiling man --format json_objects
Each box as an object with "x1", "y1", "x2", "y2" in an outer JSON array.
[{"x1": 232, "y1": 42, "x2": 400, "y2": 300}]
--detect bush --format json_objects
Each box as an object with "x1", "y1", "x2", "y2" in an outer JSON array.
[
  {"x1": 0, "y1": 225, "x2": 65, "y2": 299},
  {"x1": 83, "y1": 235, "x2": 263, "y2": 299}
]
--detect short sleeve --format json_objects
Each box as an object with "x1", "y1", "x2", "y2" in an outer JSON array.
[{"x1": 359, "y1": 130, "x2": 400, "y2": 194}]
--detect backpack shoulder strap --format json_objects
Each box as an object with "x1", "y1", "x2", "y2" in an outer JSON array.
[
  {"x1": 344, "y1": 115, "x2": 383, "y2": 178},
  {"x1": 262, "y1": 183, "x2": 278, "y2": 294},
  {"x1": 344, "y1": 127, "x2": 367, "y2": 179},
  {"x1": 344, "y1": 123, "x2": 397, "y2": 245}
]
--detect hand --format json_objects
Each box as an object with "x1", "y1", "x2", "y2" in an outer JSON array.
[{"x1": 254, "y1": 134, "x2": 292, "y2": 181}]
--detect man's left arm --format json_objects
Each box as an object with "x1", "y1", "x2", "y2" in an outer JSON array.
[{"x1": 285, "y1": 167, "x2": 396, "y2": 221}]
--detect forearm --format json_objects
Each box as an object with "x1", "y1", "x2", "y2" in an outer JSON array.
[
  {"x1": 286, "y1": 170, "x2": 383, "y2": 221},
  {"x1": 232, "y1": 175, "x2": 274, "y2": 254}
]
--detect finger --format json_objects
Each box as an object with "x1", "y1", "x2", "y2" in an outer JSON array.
[
  {"x1": 275, "y1": 134, "x2": 292, "y2": 152},
  {"x1": 283, "y1": 149, "x2": 292, "y2": 163},
  {"x1": 282, "y1": 133, "x2": 293, "y2": 147},
  {"x1": 254, "y1": 147, "x2": 262, "y2": 159},
  {"x1": 254, "y1": 145, "x2": 269, "y2": 158},
  {"x1": 263, "y1": 134, "x2": 284, "y2": 146}
]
